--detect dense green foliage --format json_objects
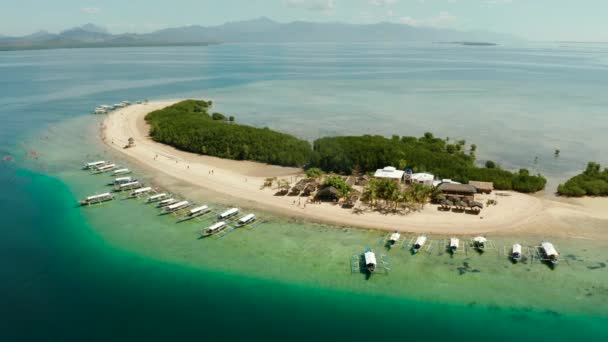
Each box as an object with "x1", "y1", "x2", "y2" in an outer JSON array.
[
  {"x1": 362, "y1": 178, "x2": 437, "y2": 210},
  {"x1": 145, "y1": 100, "x2": 313, "y2": 167},
  {"x1": 311, "y1": 133, "x2": 546, "y2": 193},
  {"x1": 557, "y1": 162, "x2": 608, "y2": 197},
  {"x1": 305, "y1": 167, "x2": 324, "y2": 179},
  {"x1": 323, "y1": 175, "x2": 352, "y2": 198}
]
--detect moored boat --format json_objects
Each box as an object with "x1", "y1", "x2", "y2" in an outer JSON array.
[
  {"x1": 387, "y1": 231, "x2": 400, "y2": 247},
  {"x1": 218, "y1": 208, "x2": 239, "y2": 220},
  {"x1": 472, "y1": 236, "x2": 487, "y2": 250},
  {"x1": 117, "y1": 181, "x2": 142, "y2": 191},
  {"x1": 82, "y1": 160, "x2": 106, "y2": 170},
  {"x1": 179, "y1": 205, "x2": 211, "y2": 221},
  {"x1": 412, "y1": 235, "x2": 427, "y2": 254},
  {"x1": 541, "y1": 242, "x2": 559, "y2": 266},
  {"x1": 93, "y1": 163, "x2": 117, "y2": 174},
  {"x1": 364, "y1": 248, "x2": 377, "y2": 273},
  {"x1": 511, "y1": 243, "x2": 523, "y2": 262},
  {"x1": 236, "y1": 213, "x2": 256, "y2": 227},
  {"x1": 112, "y1": 168, "x2": 131, "y2": 176},
  {"x1": 449, "y1": 238, "x2": 459, "y2": 253},
  {"x1": 161, "y1": 201, "x2": 191, "y2": 215},
  {"x1": 108, "y1": 176, "x2": 135, "y2": 186},
  {"x1": 201, "y1": 221, "x2": 228, "y2": 237},
  {"x1": 79, "y1": 192, "x2": 113, "y2": 206},
  {"x1": 156, "y1": 198, "x2": 177, "y2": 208},
  {"x1": 128, "y1": 186, "x2": 152, "y2": 198},
  {"x1": 146, "y1": 193, "x2": 168, "y2": 203}
]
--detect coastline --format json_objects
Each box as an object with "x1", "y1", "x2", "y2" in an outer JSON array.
[{"x1": 101, "y1": 101, "x2": 608, "y2": 239}]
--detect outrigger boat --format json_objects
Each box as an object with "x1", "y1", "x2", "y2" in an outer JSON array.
[
  {"x1": 161, "y1": 201, "x2": 191, "y2": 215},
  {"x1": 541, "y1": 242, "x2": 560, "y2": 266},
  {"x1": 79, "y1": 192, "x2": 113, "y2": 206},
  {"x1": 387, "y1": 231, "x2": 400, "y2": 248},
  {"x1": 93, "y1": 163, "x2": 117, "y2": 174},
  {"x1": 112, "y1": 168, "x2": 131, "y2": 176},
  {"x1": 511, "y1": 243, "x2": 523, "y2": 262},
  {"x1": 93, "y1": 107, "x2": 107, "y2": 114},
  {"x1": 236, "y1": 213, "x2": 256, "y2": 227},
  {"x1": 156, "y1": 198, "x2": 178, "y2": 208},
  {"x1": 82, "y1": 160, "x2": 106, "y2": 170},
  {"x1": 117, "y1": 181, "x2": 142, "y2": 191},
  {"x1": 412, "y1": 235, "x2": 428, "y2": 254},
  {"x1": 449, "y1": 238, "x2": 459, "y2": 253},
  {"x1": 146, "y1": 193, "x2": 169, "y2": 203},
  {"x1": 364, "y1": 248, "x2": 377, "y2": 273},
  {"x1": 472, "y1": 236, "x2": 487, "y2": 250},
  {"x1": 218, "y1": 208, "x2": 239, "y2": 220},
  {"x1": 201, "y1": 221, "x2": 228, "y2": 237},
  {"x1": 108, "y1": 176, "x2": 135, "y2": 186},
  {"x1": 179, "y1": 205, "x2": 211, "y2": 222},
  {"x1": 128, "y1": 187, "x2": 152, "y2": 198}
]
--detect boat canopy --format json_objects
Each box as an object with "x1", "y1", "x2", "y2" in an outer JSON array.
[
  {"x1": 132, "y1": 187, "x2": 152, "y2": 194},
  {"x1": 541, "y1": 242, "x2": 559, "y2": 257},
  {"x1": 190, "y1": 205, "x2": 209, "y2": 214},
  {"x1": 415, "y1": 236, "x2": 427, "y2": 246},
  {"x1": 389, "y1": 232, "x2": 400, "y2": 242},
  {"x1": 450, "y1": 238, "x2": 459, "y2": 248},
  {"x1": 113, "y1": 168, "x2": 130, "y2": 174},
  {"x1": 159, "y1": 198, "x2": 175, "y2": 204},
  {"x1": 149, "y1": 193, "x2": 167, "y2": 200},
  {"x1": 364, "y1": 251, "x2": 377, "y2": 266},
  {"x1": 97, "y1": 163, "x2": 116, "y2": 170},
  {"x1": 238, "y1": 213, "x2": 256, "y2": 224},
  {"x1": 87, "y1": 193, "x2": 112, "y2": 200},
  {"x1": 120, "y1": 181, "x2": 140, "y2": 188},
  {"x1": 208, "y1": 221, "x2": 226, "y2": 232},
  {"x1": 115, "y1": 177, "x2": 132, "y2": 182},
  {"x1": 512, "y1": 244, "x2": 522, "y2": 255},
  {"x1": 473, "y1": 236, "x2": 487, "y2": 243},
  {"x1": 167, "y1": 201, "x2": 189, "y2": 210},
  {"x1": 219, "y1": 208, "x2": 239, "y2": 219}
]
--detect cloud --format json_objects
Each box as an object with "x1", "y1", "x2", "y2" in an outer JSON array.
[
  {"x1": 285, "y1": 0, "x2": 336, "y2": 11},
  {"x1": 369, "y1": 0, "x2": 397, "y2": 6},
  {"x1": 400, "y1": 11, "x2": 457, "y2": 27},
  {"x1": 80, "y1": 7, "x2": 101, "y2": 15}
]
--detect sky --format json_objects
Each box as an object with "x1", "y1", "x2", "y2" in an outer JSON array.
[{"x1": 0, "y1": 0, "x2": 607, "y2": 41}]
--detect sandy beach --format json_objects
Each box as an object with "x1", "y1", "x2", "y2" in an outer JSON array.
[{"x1": 101, "y1": 101, "x2": 608, "y2": 239}]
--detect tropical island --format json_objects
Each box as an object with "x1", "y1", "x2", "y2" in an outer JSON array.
[
  {"x1": 558, "y1": 162, "x2": 608, "y2": 197},
  {"x1": 146, "y1": 100, "x2": 546, "y2": 193}
]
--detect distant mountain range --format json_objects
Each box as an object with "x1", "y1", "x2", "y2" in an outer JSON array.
[{"x1": 0, "y1": 18, "x2": 517, "y2": 51}]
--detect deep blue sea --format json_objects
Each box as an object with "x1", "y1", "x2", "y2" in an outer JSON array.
[{"x1": 1, "y1": 43, "x2": 607, "y2": 341}]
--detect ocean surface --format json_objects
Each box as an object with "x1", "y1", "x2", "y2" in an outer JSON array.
[{"x1": 1, "y1": 43, "x2": 608, "y2": 341}]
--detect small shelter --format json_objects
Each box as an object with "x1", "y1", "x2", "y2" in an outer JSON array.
[
  {"x1": 316, "y1": 186, "x2": 340, "y2": 202},
  {"x1": 374, "y1": 166, "x2": 405, "y2": 182},
  {"x1": 469, "y1": 181, "x2": 494, "y2": 194},
  {"x1": 408, "y1": 173, "x2": 435, "y2": 186},
  {"x1": 437, "y1": 183, "x2": 477, "y2": 202}
]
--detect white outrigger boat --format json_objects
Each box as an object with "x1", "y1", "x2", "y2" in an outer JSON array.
[
  {"x1": 80, "y1": 192, "x2": 113, "y2": 206},
  {"x1": 156, "y1": 198, "x2": 178, "y2": 208},
  {"x1": 82, "y1": 160, "x2": 106, "y2": 170},
  {"x1": 511, "y1": 243, "x2": 523, "y2": 262},
  {"x1": 93, "y1": 163, "x2": 117, "y2": 174},
  {"x1": 541, "y1": 242, "x2": 560, "y2": 266},
  {"x1": 412, "y1": 235, "x2": 428, "y2": 254},
  {"x1": 201, "y1": 221, "x2": 228, "y2": 237},
  {"x1": 117, "y1": 181, "x2": 142, "y2": 191},
  {"x1": 449, "y1": 238, "x2": 459, "y2": 253},
  {"x1": 100, "y1": 105, "x2": 113, "y2": 110},
  {"x1": 146, "y1": 193, "x2": 168, "y2": 203},
  {"x1": 93, "y1": 107, "x2": 107, "y2": 114},
  {"x1": 112, "y1": 168, "x2": 131, "y2": 176},
  {"x1": 161, "y1": 201, "x2": 191, "y2": 215},
  {"x1": 179, "y1": 205, "x2": 211, "y2": 222},
  {"x1": 364, "y1": 248, "x2": 377, "y2": 273},
  {"x1": 218, "y1": 208, "x2": 239, "y2": 220},
  {"x1": 108, "y1": 176, "x2": 135, "y2": 186},
  {"x1": 120, "y1": 101, "x2": 131, "y2": 106},
  {"x1": 387, "y1": 231, "x2": 400, "y2": 248},
  {"x1": 236, "y1": 213, "x2": 256, "y2": 227},
  {"x1": 128, "y1": 187, "x2": 152, "y2": 198},
  {"x1": 472, "y1": 236, "x2": 488, "y2": 250}
]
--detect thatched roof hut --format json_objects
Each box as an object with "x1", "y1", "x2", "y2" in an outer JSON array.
[
  {"x1": 302, "y1": 182, "x2": 318, "y2": 196},
  {"x1": 469, "y1": 181, "x2": 494, "y2": 194},
  {"x1": 316, "y1": 186, "x2": 340, "y2": 201}
]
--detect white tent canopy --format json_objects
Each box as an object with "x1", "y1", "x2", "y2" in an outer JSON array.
[
  {"x1": 364, "y1": 251, "x2": 377, "y2": 266},
  {"x1": 374, "y1": 166, "x2": 405, "y2": 180}
]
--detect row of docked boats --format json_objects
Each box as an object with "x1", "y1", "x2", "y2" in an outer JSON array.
[
  {"x1": 92, "y1": 101, "x2": 134, "y2": 114},
  {"x1": 200, "y1": 208, "x2": 257, "y2": 237}
]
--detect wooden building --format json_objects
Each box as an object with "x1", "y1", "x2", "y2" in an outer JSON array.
[
  {"x1": 437, "y1": 183, "x2": 477, "y2": 202},
  {"x1": 469, "y1": 181, "x2": 494, "y2": 194}
]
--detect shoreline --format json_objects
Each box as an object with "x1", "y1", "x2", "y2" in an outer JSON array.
[{"x1": 101, "y1": 101, "x2": 608, "y2": 239}]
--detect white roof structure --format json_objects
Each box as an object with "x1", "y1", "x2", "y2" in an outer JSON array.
[
  {"x1": 158, "y1": 198, "x2": 175, "y2": 205},
  {"x1": 149, "y1": 193, "x2": 167, "y2": 200},
  {"x1": 113, "y1": 168, "x2": 130, "y2": 175},
  {"x1": 389, "y1": 232, "x2": 400, "y2": 242},
  {"x1": 166, "y1": 201, "x2": 189, "y2": 210},
  {"x1": 219, "y1": 208, "x2": 239, "y2": 219},
  {"x1": 473, "y1": 236, "x2": 487, "y2": 243},
  {"x1": 115, "y1": 177, "x2": 132, "y2": 182},
  {"x1": 190, "y1": 205, "x2": 209, "y2": 214},
  {"x1": 87, "y1": 193, "x2": 111, "y2": 200},
  {"x1": 96, "y1": 163, "x2": 116, "y2": 171},
  {"x1": 364, "y1": 251, "x2": 377, "y2": 266},
  {"x1": 86, "y1": 160, "x2": 105, "y2": 167},
  {"x1": 541, "y1": 242, "x2": 559, "y2": 257},
  {"x1": 433, "y1": 179, "x2": 461, "y2": 187},
  {"x1": 374, "y1": 166, "x2": 405, "y2": 180},
  {"x1": 209, "y1": 221, "x2": 226, "y2": 232},
  {"x1": 238, "y1": 213, "x2": 256, "y2": 224},
  {"x1": 450, "y1": 238, "x2": 459, "y2": 248},
  {"x1": 132, "y1": 187, "x2": 152, "y2": 194},
  {"x1": 410, "y1": 173, "x2": 435, "y2": 185},
  {"x1": 415, "y1": 236, "x2": 427, "y2": 247},
  {"x1": 120, "y1": 181, "x2": 140, "y2": 188},
  {"x1": 512, "y1": 244, "x2": 522, "y2": 255}
]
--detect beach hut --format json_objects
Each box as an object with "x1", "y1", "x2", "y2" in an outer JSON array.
[
  {"x1": 437, "y1": 183, "x2": 477, "y2": 202},
  {"x1": 469, "y1": 181, "x2": 494, "y2": 194},
  {"x1": 289, "y1": 179, "x2": 307, "y2": 195},
  {"x1": 316, "y1": 186, "x2": 340, "y2": 202},
  {"x1": 302, "y1": 182, "x2": 318, "y2": 196}
]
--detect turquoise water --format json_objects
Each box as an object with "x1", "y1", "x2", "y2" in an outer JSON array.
[{"x1": 1, "y1": 43, "x2": 608, "y2": 340}]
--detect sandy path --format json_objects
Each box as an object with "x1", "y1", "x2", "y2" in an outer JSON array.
[{"x1": 101, "y1": 101, "x2": 608, "y2": 238}]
